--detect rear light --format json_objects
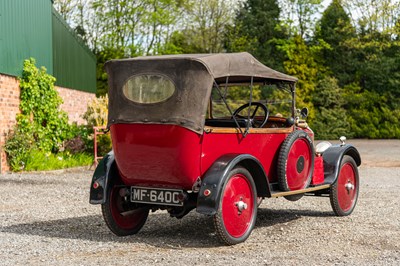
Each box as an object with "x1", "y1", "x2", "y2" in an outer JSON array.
[
  {"x1": 93, "y1": 181, "x2": 100, "y2": 189},
  {"x1": 203, "y1": 189, "x2": 211, "y2": 197}
]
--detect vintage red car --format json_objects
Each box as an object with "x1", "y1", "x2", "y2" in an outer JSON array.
[{"x1": 89, "y1": 53, "x2": 361, "y2": 245}]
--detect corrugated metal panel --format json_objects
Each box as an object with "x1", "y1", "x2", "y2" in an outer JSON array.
[
  {"x1": 52, "y1": 8, "x2": 96, "y2": 93},
  {"x1": 0, "y1": 0, "x2": 53, "y2": 76}
]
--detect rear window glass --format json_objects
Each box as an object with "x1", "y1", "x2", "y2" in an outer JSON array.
[{"x1": 123, "y1": 74, "x2": 175, "y2": 104}]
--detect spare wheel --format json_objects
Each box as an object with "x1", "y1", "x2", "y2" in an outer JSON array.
[{"x1": 277, "y1": 130, "x2": 314, "y2": 192}]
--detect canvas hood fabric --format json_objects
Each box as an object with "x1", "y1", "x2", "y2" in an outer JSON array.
[{"x1": 105, "y1": 52, "x2": 297, "y2": 134}]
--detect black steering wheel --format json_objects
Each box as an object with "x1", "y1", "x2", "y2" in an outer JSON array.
[{"x1": 232, "y1": 102, "x2": 269, "y2": 128}]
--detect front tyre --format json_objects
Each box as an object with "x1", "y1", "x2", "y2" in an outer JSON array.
[
  {"x1": 102, "y1": 185, "x2": 149, "y2": 236},
  {"x1": 330, "y1": 155, "x2": 359, "y2": 216},
  {"x1": 213, "y1": 167, "x2": 257, "y2": 245}
]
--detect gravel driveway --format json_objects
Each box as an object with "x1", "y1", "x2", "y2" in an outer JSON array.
[{"x1": 1, "y1": 140, "x2": 399, "y2": 265}]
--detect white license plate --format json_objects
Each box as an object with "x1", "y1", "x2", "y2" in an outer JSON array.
[{"x1": 130, "y1": 186, "x2": 183, "y2": 206}]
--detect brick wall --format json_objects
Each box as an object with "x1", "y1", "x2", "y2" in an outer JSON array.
[
  {"x1": 0, "y1": 73, "x2": 96, "y2": 173},
  {"x1": 0, "y1": 74, "x2": 20, "y2": 173},
  {"x1": 57, "y1": 86, "x2": 96, "y2": 125}
]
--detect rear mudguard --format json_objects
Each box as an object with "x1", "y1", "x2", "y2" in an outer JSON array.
[
  {"x1": 89, "y1": 151, "x2": 116, "y2": 204},
  {"x1": 196, "y1": 154, "x2": 270, "y2": 216},
  {"x1": 322, "y1": 144, "x2": 361, "y2": 185}
]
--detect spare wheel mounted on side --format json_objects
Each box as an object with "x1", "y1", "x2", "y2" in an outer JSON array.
[{"x1": 277, "y1": 130, "x2": 315, "y2": 200}]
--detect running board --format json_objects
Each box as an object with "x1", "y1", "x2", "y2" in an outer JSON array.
[{"x1": 271, "y1": 184, "x2": 330, "y2": 198}]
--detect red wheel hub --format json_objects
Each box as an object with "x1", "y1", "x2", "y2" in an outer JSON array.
[
  {"x1": 337, "y1": 163, "x2": 357, "y2": 212},
  {"x1": 286, "y1": 138, "x2": 312, "y2": 190},
  {"x1": 221, "y1": 174, "x2": 255, "y2": 238}
]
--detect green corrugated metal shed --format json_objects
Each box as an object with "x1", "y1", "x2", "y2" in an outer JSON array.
[
  {"x1": 0, "y1": 0, "x2": 96, "y2": 93},
  {"x1": 52, "y1": 8, "x2": 96, "y2": 93},
  {"x1": 0, "y1": 0, "x2": 53, "y2": 76}
]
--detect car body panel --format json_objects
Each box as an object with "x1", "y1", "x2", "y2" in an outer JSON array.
[
  {"x1": 111, "y1": 124, "x2": 202, "y2": 189},
  {"x1": 200, "y1": 129, "x2": 291, "y2": 183}
]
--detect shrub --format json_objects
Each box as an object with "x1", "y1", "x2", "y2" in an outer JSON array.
[
  {"x1": 4, "y1": 58, "x2": 92, "y2": 171},
  {"x1": 4, "y1": 128, "x2": 34, "y2": 170},
  {"x1": 17, "y1": 58, "x2": 70, "y2": 152},
  {"x1": 82, "y1": 95, "x2": 109, "y2": 127},
  {"x1": 82, "y1": 95, "x2": 112, "y2": 156}
]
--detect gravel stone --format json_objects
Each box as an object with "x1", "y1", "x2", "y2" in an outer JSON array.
[{"x1": 0, "y1": 139, "x2": 399, "y2": 265}]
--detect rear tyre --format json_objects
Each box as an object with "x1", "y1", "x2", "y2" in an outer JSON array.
[
  {"x1": 277, "y1": 130, "x2": 314, "y2": 193},
  {"x1": 330, "y1": 155, "x2": 359, "y2": 216},
  {"x1": 213, "y1": 167, "x2": 257, "y2": 245},
  {"x1": 102, "y1": 185, "x2": 149, "y2": 236}
]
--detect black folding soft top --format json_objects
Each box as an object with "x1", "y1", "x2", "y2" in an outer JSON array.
[{"x1": 105, "y1": 52, "x2": 297, "y2": 134}]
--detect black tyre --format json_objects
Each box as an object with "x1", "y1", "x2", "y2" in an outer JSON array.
[
  {"x1": 102, "y1": 185, "x2": 149, "y2": 236},
  {"x1": 277, "y1": 130, "x2": 314, "y2": 193},
  {"x1": 330, "y1": 155, "x2": 359, "y2": 216},
  {"x1": 213, "y1": 167, "x2": 257, "y2": 245}
]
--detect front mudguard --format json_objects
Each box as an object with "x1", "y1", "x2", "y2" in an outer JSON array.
[
  {"x1": 322, "y1": 144, "x2": 361, "y2": 185},
  {"x1": 196, "y1": 154, "x2": 270, "y2": 216},
  {"x1": 89, "y1": 151, "x2": 117, "y2": 204}
]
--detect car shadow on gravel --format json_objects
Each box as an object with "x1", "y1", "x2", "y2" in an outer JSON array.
[
  {"x1": 256, "y1": 208, "x2": 333, "y2": 226},
  {"x1": 0, "y1": 208, "x2": 333, "y2": 248}
]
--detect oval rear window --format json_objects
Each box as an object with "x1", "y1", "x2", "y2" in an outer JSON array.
[{"x1": 122, "y1": 74, "x2": 175, "y2": 104}]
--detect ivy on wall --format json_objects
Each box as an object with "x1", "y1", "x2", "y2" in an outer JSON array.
[{"x1": 5, "y1": 58, "x2": 71, "y2": 170}]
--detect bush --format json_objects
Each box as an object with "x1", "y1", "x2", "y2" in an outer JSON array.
[
  {"x1": 4, "y1": 58, "x2": 93, "y2": 171},
  {"x1": 4, "y1": 128, "x2": 34, "y2": 170},
  {"x1": 17, "y1": 58, "x2": 70, "y2": 152},
  {"x1": 82, "y1": 95, "x2": 112, "y2": 156},
  {"x1": 82, "y1": 95, "x2": 108, "y2": 127},
  {"x1": 310, "y1": 77, "x2": 352, "y2": 140}
]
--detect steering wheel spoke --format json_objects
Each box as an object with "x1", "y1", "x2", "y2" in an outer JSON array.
[
  {"x1": 232, "y1": 102, "x2": 269, "y2": 128},
  {"x1": 251, "y1": 105, "x2": 260, "y2": 118}
]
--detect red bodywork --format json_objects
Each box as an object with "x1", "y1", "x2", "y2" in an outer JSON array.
[{"x1": 111, "y1": 124, "x2": 295, "y2": 189}]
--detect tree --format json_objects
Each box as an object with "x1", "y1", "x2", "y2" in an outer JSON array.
[
  {"x1": 226, "y1": 0, "x2": 286, "y2": 70},
  {"x1": 276, "y1": 34, "x2": 327, "y2": 121},
  {"x1": 279, "y1": 0, "x2": 323, "y2": 39},
  {"x1": 316, "y1": 0, "x2": 357, "y2": 86},
  {"x1": 311, "y1": 77, "x2": 352, "y2": 139},
  {"x1": 172, "y1": 0, "x2": 236, "y2": 53},
  {"x1": 342, "y1": 0, "x2": 400, "y2": 34},
  {"x1": 53, "y1": 0, "x2": 75, "y2": 20},
  {"x1": 343, "y1": 83, "x2": 400, "y2": 139}
]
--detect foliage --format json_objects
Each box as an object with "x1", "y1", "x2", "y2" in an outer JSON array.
[
  {"x1": 23, "y1": 150, "x2": 92, "y2": 171},
  {"x1": 344, "y1": 84, "x2": 400, "y2": 139},
  {"x1": 4, "y1": 59, "x2": 94, "y2": 171},
  {"x1": 63, "y1": 123, "x2": 93, "y2": 154},
  {"x1": 227, "y1": 0, "x2": 286, "y2": 70},
  {"x1": 17, "y1": 58, "x2": 70, "y2": 152},
  {"x1": 83, "y1": 95, "x2": 109, "y2": 127},
  {"x1": 53, "y1": 0, "x2": 400, "y2": 139},
  {"x1": 3, "y1": 127, "x2": 34, "y2": 170},
  {"x1": 316, "y1": 0, "x2": 357, "y2": 86},
  {"x1": 276, "y1": 35, "x2": 328, "y2": 122},
  {"x1": 82, "y1": 95, "x2": 112, "y2": 156},
  {"x1": 181, "y1": 0, "x2": 235, "y2": 53},
  {"x1": 310, "y1": 77, "x2": 352, "y2": 140},
  {"x1": 279, "y1": 0, "x2": 323, "y2": 39}
]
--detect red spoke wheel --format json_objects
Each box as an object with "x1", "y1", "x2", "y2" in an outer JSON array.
[
  {"x1": 213, "y1": 167, "x2": 257, "y2": 245},
  {"x1": 330, "y1": 155, "x2": 359, "y2": 216},
  {"x1": 102, "y1": 185, "x2": 149, "y2": 236},
  {"x1": 277, "y1": 130, "x2": 314, "y2": 201}
]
